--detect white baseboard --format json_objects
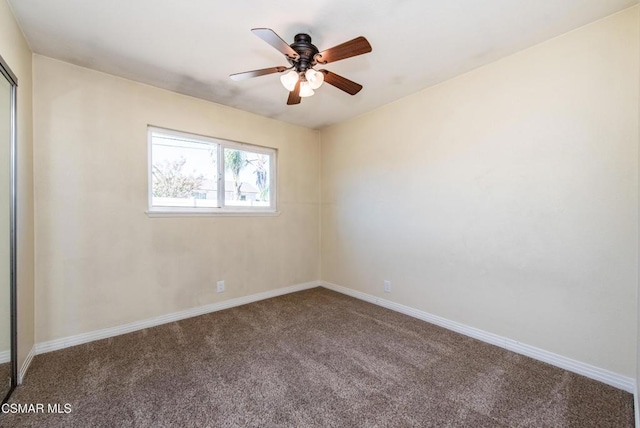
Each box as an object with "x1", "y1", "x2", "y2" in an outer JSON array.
[
  {"x1": 0, "y1": 349, "x2": 9, "y2": 364},
  {"x1": 36, "y1": 280, "x2": 321, "y2": 355},
  {"x1": 28, "y1": 279, "x2": 637, "y2": 396},
  {"x1": 320, "y1": 281, "x2": 636, "y2": 393},
  {"x1": 19, "y1": 346, "x2": 35, "y2": 384}
]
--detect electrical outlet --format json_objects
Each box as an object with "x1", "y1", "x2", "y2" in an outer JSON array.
[
  {"x1": 216, "y1": 280, "x2": 225, "y2": 293},
  {"x1": 384, "y1": 280, "x2": 391, "y2": 293}
]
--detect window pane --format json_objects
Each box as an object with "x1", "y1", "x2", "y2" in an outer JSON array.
[
  {"x1": 151, "y1": 134, "x2": 218, "y2": 208},
  {"x1": 224, "y1": 148, "x2": 271, "y2": 207}
]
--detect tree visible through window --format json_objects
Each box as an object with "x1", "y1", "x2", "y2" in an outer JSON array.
[
  {"x1": 224, "y1": 148, "x2": 271, "y2": 207},
  {"x1": 153, "y1": 157, "x2": 205, "y2": 199},
  {"x1": 148, "y1": 127, "x2": 276, "y2": 213}
]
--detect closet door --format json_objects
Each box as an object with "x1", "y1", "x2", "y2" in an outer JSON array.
[{"x1": 0, "y1": 54, "x2": 17, "y2": 403}]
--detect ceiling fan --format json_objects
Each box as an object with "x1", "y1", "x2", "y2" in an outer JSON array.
[{"x1": 230, "y1": 28, "x2": 372, "y2": 105}]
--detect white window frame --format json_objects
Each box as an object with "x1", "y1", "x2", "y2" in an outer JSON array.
[{"x1": 147, "y1": 126, "x2": 278, "y2": 216}]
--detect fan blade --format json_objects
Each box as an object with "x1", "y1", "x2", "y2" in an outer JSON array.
[
  {"x1": 315, "y1": 36, "x2": 372, "y2": 64},
  {"x1": 230, "y1": 66, "x2": 288, "y2": 81},
  {"x1": 252, "y1": 28, "x2": 300, "y2": 60},
  {"x1": 287, "y1": 80, "x2": 301, "y2": 105},
  {"x1": 320, "y1": 70, "x2": 363, "y2": 95}
]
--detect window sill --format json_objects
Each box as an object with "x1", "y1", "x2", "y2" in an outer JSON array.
[{"x1": 145, "y1": 210, "x2": 280, "y2": 218}]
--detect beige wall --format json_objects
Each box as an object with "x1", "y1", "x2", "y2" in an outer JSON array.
[
  {"x1": 321, "y1": 8, "x2": 639, "y2": 377},
  {"x1": 0, "y1": 0, "x2": 35, "y2": 372},
  {"x1": 33, "y1": 55, "x2": 320, "y2": 343}
]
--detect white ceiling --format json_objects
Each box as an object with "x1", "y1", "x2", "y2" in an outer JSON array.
[{"x1": 8, "y1": 0, "x2": 638, "y2": 129}]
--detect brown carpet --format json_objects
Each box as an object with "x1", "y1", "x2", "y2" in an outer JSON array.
[
  {"x1": 0, "y1": 360, "x2": 11, "y2": 402},
  {"x1": 1, "y1": 287, "x2": 634, "y2": 427}
]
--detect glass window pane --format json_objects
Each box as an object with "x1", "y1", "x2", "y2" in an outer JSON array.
[
  {"x1": 224, "y1": 148, "x2": 271, "y2": 207},
  {"x1": 151, "y1": 134, "x2": 218, "y2": 208}
]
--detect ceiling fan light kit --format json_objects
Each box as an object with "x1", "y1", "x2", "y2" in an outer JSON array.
[
  {"x1": 305, "y1": 69, "x2": 324, "y2": 90},
  {"x1": 230, "y1": 28, "x2": 372, "y2": 105},
  {"x1": 299, "y1": 79, "x2": 315, "y2": 98},
  {"x1": 280, "y1": 70, "x2": 299, "y2": 91}
]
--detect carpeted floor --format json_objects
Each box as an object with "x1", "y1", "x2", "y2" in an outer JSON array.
[
  {"x1": 0, "y1": 360, "x2": 11, "y2": 402},
  {"x1": 0, "y1": 287, "x2": 634, "y2": 427}
]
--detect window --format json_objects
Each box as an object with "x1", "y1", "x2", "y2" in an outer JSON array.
[{"x1": 148, "y1": 127, "x2": 276, "y2": 214}]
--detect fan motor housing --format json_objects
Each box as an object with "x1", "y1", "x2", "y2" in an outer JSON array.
[{"x1": 288, "y1": 33, "x2": 319, "y2": 72}]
